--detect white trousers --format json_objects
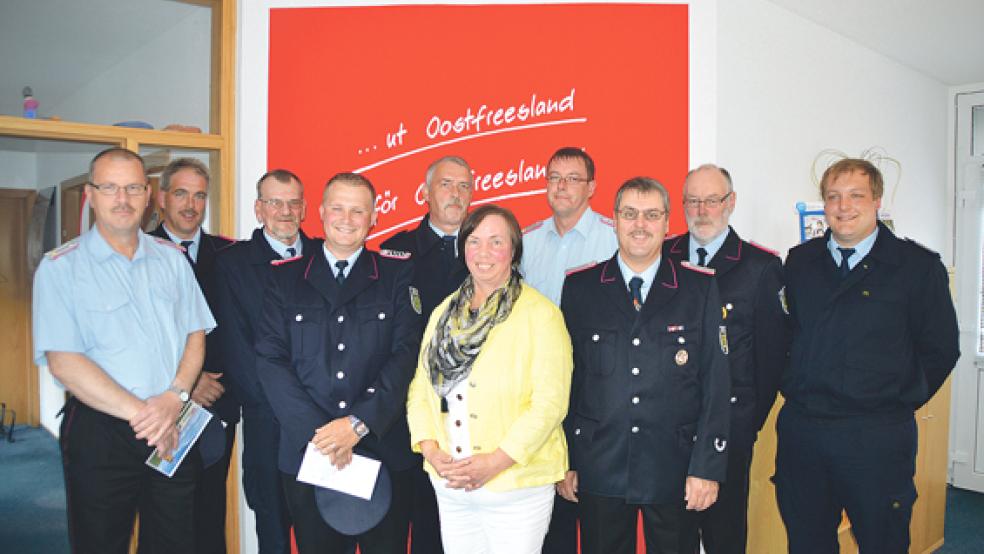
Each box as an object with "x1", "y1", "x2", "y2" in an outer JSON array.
[{"x1": 430, "y1": 475, "x2": 555, "y2": 554}]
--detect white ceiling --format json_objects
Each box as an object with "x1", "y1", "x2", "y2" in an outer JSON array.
[{"x1": 766, "y1": 0, "x2": 984, "y2": 86}]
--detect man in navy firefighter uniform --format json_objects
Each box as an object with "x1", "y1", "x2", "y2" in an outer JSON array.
[
  {"x1": 379, "y1": 155, "x2": 473, "y2": 554},
  {"x1": 145, "y1": 158, "x2": 237, "y2": 554},
  {"x1": 663, "y1": 164, "x2": 788, "y2": 554},
  {"x1": 212, "y1": 169, "x2": 318, "y2": 553},
  {"x1": 256, "y1": 172, "x2": 421, "y2": 554},
  {"x1": 776, "y1": 158, "x2": 959, "y2": 553},
  {"x1": 558, "y1": 177, "x2": 731, "y2": 554}
]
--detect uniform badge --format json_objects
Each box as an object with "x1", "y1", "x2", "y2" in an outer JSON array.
[
  {"x1": 714, "y1": 438, "x2": 728, "y2": 452},
  {"x1": 719, "y1": 325, "x2": 729, "y2": 355},
  {"x1": 675, "y1": 349, "x2": 689, "y2": 366},
  {"x1": 721, "y1": 306, "x2": 728, "y2": 321},
  {"x1": 778, "y1": 286, "x2": 789, "y2": 315},
  {"x1": 409, "y1": 286, "x2": 422, "y2": 315}
]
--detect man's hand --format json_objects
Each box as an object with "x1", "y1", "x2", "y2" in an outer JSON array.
[
  {"x1": 444, "y1": 449, "x2": 515, "y2": 491},
  {"x1": 556, "y1": 470, "x2": 579, "y2": 502},
  {"x1": 191, "y1": 372, "x2": 225, "y2": 407},
  {"x1": 130, "y1": 392, "x2": 184, "y2": 458},
  {"x1": 684, "y1": 476, "x2": 719, "y2": 511},
  {"x1": 312, "y1": 417, "x2": 361, "y2": 469}
]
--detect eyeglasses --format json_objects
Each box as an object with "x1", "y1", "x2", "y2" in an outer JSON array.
[
  {"x1": 616, "y1": 208, "x2": 667, "y2": 222},
  {"x1": 258, "y1": 198, "x2": 305, "y2": 211},
  {"x1": 546, "y1": 174, "x2": 590, "y2": 186},
  {"x1": 89, "y1": 183, "x2": 148, "y2": 196},
  {"x1": 683, "y1": 192, "x2": 732, "y2": 210},
  {"x1": 171, "y1": 189, "x2": 208, "y2": 201}
]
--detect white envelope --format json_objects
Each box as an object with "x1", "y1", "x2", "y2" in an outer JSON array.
[{"x1": 296, "y1": 442, "x2": 381, "y2": 500}]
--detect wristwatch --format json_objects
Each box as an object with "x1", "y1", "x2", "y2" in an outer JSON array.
[
  {"x1": 348, "y1": 415, "x2": 369, "y2": 438},
  {"x1": 168, "y1": 386, "x2": 190, "y2": 403}
]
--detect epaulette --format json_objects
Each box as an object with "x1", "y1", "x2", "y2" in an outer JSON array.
[
  {"x1": 747, "y1": 240, "x2": 779, "y2": 257},
  {"x1": 214, "y1": 233, "x2": 238, "y2": 247},
  {"x1": 565, "y1": 261, "x2": 598, "y2": 276},
  {"x1": 271, "y1": 255, "x2": 303, "y2": 266},
  {"x1": 598, "y1": 215, "x2": 614, "y2": 227},
  {"x1": 665, "y1": 232, "x2": 682, "y2": 241},
  {"x1": 905, "y1": 238, "x2": 941, "y2": 258},
  {"x1": 154, "y1": 236, "x2": 186, "y2": 252},
  {"x1": 680, "y1": 261, "x2": 716, "y2": 275},
  {"x1": 379, "y1": 249, "x2": 411, "y2": 260},
  {"x1": 45, "y1": 238, "x2": 80, "y2": 260},
  {"x1": 523, "y1": 220, "x2": 544, "y2": 235}
]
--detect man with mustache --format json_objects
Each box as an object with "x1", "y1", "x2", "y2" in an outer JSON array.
[
  {"x1": 380, "y1": 156, "x2": 474, "y2": 553},
  {"x1": 662, "y1": 164, "x2": 788, "y2": 554},
  {"x1": 212, "y1": 169, "x2": 319, "y2": 553},
  {"x1": 33, "y1": 148, "x2": 215, "y2": 552},
  {"x1": 558, "y1": 177, "x2": 730, "y2": 554},
  {"x1": 520, "y1": 146, "x2": 617, "y2": 553},
  {"x1": 144, "y1": 158, "x2": 238, "y2": 554}
]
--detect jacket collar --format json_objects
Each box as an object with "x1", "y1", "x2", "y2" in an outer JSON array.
[
  {"x1": 599, "y1": 252, "x2": 680, "y2": 324},
  {"x1": 304, "y1": 248, "x2": 379, "y2": 307},
  {"x1": 248, "y1": 227, "x2": 317, "y2": 265}
]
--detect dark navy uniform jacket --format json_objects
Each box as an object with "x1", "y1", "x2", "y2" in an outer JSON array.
[
  {"x1": 561, "y1": 254, "x2": 731, "y2": 504},
  {"x1": 255, "y1": 248, "x2": 422, "y2": 475},
  {"x1": 783, "y1": 222, "x2": 959, "y2": 418},
  {"x1": 380, "y1": 214, "x2": 468, "y2": 324},
  {"x1": 211, "y1": 227, "x2": 320, "y2": 410},
  {"x1": 664, "y1": 227, "x2": 788, "y2": 450}
]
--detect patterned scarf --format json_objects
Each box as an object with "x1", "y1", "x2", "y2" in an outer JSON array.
[{"x1": 425, "y1": 270, "x2": 523, "y2": 398}]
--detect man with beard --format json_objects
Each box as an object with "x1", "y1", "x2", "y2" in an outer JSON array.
[
  {"x1": 662, "y1": 164, "x2": 788, "y2": 554},
  {"x1": 33, "y1": 148, "x2": 214, "y2": 552},
  {"x1": 212, "y1": 169, "x2": 319, "y2": 553},
  {"x1": 143, "y1": 158, "x2": 237, "y2": 554},
  {"x1": 520, "y1": 146, "x2": 617, "y2": 553},
  {"x1": 558, "y1": 177, "x2": 730, "y2": 554},
  {"x1": 380, "y1": 156, "x2": 474, "y2": 553}
]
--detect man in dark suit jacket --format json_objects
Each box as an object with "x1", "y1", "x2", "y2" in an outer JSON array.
[
  {"x1": 379, "y1": 156, "x2": 472, "y2": 554},
  {"x1": 143, "y1": 158, "x2": 237, "y2": 554},
  {"x1": 212, "y1": 169, "x2": 317, "y2": 554},
  {"x1": 255, "y1": 172, "x2": 421, "y2": 554},
  {"x1": 559, "y1": 177, "x2": 731, "y2": 554},
  {"x1": 663, "y1": 165, "x2": 788, "y2": 554}
]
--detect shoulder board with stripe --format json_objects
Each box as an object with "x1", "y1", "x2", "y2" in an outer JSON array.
[
  {"x1": 565, "y1": 261, "x2": 598, "y2": 276},
  {"x1": 214, "y1": 234, "x2": 238, "y2": 247},
  {"x1": 665, "y1": 232, "x2": 682, "y2": 241},
  {"x1": 523, "y1": 220, "x2": 544, "y2": 235},
  {"x1": 905, "y1": 238, "x2": 941, "y2": 257},
  {"x1": 271, "y1": 255, "x2": 303, "y2": 266},
  {"x1": 597, "y1": 215, "x2": 614, "y2": 227},
  {"x1": 379, "y1": 249, "x2": 411, "y2": 260},
  {"x1": 45, "y1": 238, "x2": 80, "y2": 260},
  {"x1": 154, "y1": 236, "x2": 186, "y2": 252},
  {"x1": 680, "y1": 261, "x2": 716, "y2": 275},
  {"x1": 747, "y1": 240, "x2": 779, "y2": 257}
]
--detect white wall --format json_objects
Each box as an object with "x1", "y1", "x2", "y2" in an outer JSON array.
[{"x1": 0, "y1": 149, "x2": 38, "y2": 189}]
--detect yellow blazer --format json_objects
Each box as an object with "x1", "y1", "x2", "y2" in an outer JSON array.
[{"x1": 407, "y1": 283, "x2": 573, "y2": 492}]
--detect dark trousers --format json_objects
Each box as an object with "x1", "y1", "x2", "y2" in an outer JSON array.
[
  {"x1": 409, "y1": 458, "x2": 444, "y2": 554},
  {"x1": 774, "y1": 406, "x2": 918, "y2": 554},
  {"x1": 194, "y1": 422, "x2": 237, "y2": 554},
  {"x1": 579, "y1": 492, "x2": 683, "y2": 554},
  {"x1": 282, "y1": 468, "x2": 412, "y2": 554},
  {"x1": 59, "y1": 398, "x2": 200, "y2": 554},
  {"x1": 679, "y1": 443, "x2": 752, "y2": 554},
  {"x1": 541, "y1": 494, "x2": 579, "y2": 554},
  {"x1": 242, "y1": 404, "x2": 292, "y2": 554}
]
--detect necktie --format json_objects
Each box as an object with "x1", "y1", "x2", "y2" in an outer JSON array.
[
  {"x1": 335, "y1": 260, "x2": 349, "y2": 285},
  {"x1": 285, "y1": 247, "x2": 296, "y2": 258},
  {"x1": 441, "y1": 235, "x2": 457, "y2": 259},
  {"x1": 629, "y1": 276, "x2": 644, "y2": 312},
  {"x1": 696, "y1": 247, "x2": 708, "y2": 267},
  {"x1": 179, "y1": 240, "x2": 195, "y2": 266},
  {"x1": 838, "y1": 247, "x2": 855, "y2": 279}
]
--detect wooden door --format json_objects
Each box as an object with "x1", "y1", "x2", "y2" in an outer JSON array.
[{"x1": 0, "y1": 189, "x2": 39, "y2": 427}]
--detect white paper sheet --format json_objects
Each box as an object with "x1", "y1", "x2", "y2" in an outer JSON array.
[{"x1": 296, "y1": 443, "x2": 381, "y2": 500}]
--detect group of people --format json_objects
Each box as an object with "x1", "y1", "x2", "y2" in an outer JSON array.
[{"x1": 33, "y1": 145, "x2": 959, "y2": 554}]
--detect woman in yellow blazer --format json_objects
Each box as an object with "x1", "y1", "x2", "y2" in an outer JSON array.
[{"x1": 407, "y1": 204, "x2": 572, "y2": 554}]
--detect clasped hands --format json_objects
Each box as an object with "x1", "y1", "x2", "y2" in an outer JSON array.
[
  {"x1": 129, "y1": 392, "x2": 184, "y2": 460},
  {"x1": 420, "y1": 440, "x2": 514, "y2": 491},
  {"x1": 311, "y1": 417, "x2": 361, "y2": 469}
]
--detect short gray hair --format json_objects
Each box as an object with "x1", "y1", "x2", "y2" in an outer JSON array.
[
  {"x1": 256, "y1": 169, "x2": 302, "y2": 199},
  {"x1": 684, "y1": 163, "x2": 733, "y2": 194},
  {"x1": 425, "y1": 156, "x2": 473, "y2": 187},
  {"x1": 614, "y1": 176, "x2": 670, "y2": 216},
  {"x1": 160, "y1": 158, "x2": 210, "y2": 192},
  {"x1": 88, "y1": 147, "x2": 146, "y2": 184}
]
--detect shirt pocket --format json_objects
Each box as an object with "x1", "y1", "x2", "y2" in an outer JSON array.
[
  {"x1": 288, "y1": 307, "x2": 322, "y2": 359},
  {"x1": 575, "y1": 326, "x2": 618, "y2": 376},
  {"x1": 81, "y1": 293, "x2": 132, "y2": 353},
  {"x1": 659, "y1": 325, "x2": 700, "y2": 378},
  {"x1": 356, "y1": 303, "x2": 394, "y2": 351}
]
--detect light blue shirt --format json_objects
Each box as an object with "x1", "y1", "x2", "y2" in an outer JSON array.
[
  {"x1": 323, "y1": 245, "x2": 364, "y2": 280},
  {"x1": 264, "y1": 230, "x2": 303, "y2": 259},
  {"x1": 617, "y1": 255, "x2": 661, "y2": 303},
  {"x1": 32, "y1": 229, "x2": 216, "y2": 400},
  {"x1": 162, "y1": 223, "x2": 201, "y2": 262},
  {"x1": 827, "y1": 226, "x2": 879, "y2": 270},
  {"x1": 689, "y1": 229, "x2": 729, "y2": 266},
  {"x1": 520, "y1": 208, "x2": 618, "y2": 305}
]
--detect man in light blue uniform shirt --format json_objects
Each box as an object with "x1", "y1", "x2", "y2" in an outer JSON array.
[
  {"x1": 520, "y1": 147, "x2": 617, "y2": 553},
  {"x1": 32, "y1": 148, "x2": 215, "y2": 554},
  {"x1": 521, "y1": 147, "x2": 618, "y2": 305}
]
